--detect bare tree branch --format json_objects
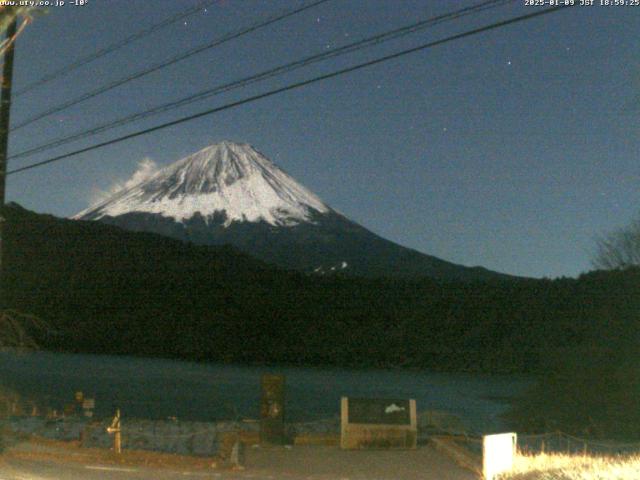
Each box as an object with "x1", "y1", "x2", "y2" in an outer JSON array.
[
  {"x1": 593, "y1": 214, "x2": 640, "y2": 270},
  {"x1": 0, "y1": 309, "x2": 49, "y2": 350}
]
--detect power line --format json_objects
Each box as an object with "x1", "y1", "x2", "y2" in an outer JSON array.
[
  {"x1": 10, "y1": 0, "x2": 515, "y2": 162},
  {"x1": 7, "y1": 5, "x2": 573, "y2": 177},
  {"x1": 10, "y1": 0, "x2": 331, "y2": 131},
  {"x1": 14, "y1": 0, "x2": 219, "y2": 97}
]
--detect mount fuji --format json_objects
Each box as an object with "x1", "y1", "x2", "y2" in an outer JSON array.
[{"x1": 74, "y1": 141, "x2": 507, "y2": 280}]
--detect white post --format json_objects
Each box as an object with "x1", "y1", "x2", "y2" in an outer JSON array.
[{"x1": 483, "y1": 432, "x2": 517, "y2": 480}]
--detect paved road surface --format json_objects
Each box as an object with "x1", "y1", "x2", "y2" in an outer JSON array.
[
  {"x1": 0, "y1": 458, "x2": 239, "y2": 479},
  {"x1": 0, "y1": 444, "x2": 478, "y2": 479}
]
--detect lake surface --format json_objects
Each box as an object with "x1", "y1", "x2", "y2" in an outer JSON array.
[{"x1": 0, "y1": 351, "x2": 530, "y2": 433}]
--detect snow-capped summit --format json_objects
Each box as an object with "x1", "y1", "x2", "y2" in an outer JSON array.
[
  {"x1": 74, "y1": 141, "x2": 329, "y2": 227},
  {"x1": 73, "y1": 141, "x2": 511, "y2": 281}
]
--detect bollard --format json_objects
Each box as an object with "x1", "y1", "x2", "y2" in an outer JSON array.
[{"x1": 230, "y1": 439, "x2": 245, "y2": 470}]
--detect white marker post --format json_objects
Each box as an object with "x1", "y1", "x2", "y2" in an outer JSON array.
[{"x1": 483, "y1": 432, "x2": 517, "y2": 480}]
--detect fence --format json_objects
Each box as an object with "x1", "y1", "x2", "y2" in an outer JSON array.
[
  {"x1": 518, "y1": 431, "x2": 640, "y2": 456},
  {"x1": 439, "y1": 430, "x2": 640, "y2": 460}
]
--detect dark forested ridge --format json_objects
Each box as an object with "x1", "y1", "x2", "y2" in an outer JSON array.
[
  {"x1": 93, "y1": 209, "x2": 512, "y2": 281},
  {"x1": 3, "y1": 203, "x2": 638, "y2": 377}
]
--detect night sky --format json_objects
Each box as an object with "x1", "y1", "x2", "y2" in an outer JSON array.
[{"x1": 5, "y1": 0, "x2": 639, "y2": 278}]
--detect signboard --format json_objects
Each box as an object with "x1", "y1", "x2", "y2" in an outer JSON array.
[
  {"x1": 348, "y1": 398, "x2": 411, "y2": 425},
  {"x1": 82, "y1": 398, "x2": 95, "y2": 418},
  {"x1": 341, "y1": 397, "x2": 417, "y2": 449},
  {"x1": 260, "y1": 374, "x2": 285, "y2": 445},
  {"x1": 483, "y1": 432, "x2": 517, "y2": 480}
]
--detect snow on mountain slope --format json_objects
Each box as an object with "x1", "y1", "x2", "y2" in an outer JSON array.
[
  {"x1": 74, "y1": 141, "x2": 329, "y2": 227},
  {"x1": 72, "y1": 141, "x2": 514, "y2": 280}
]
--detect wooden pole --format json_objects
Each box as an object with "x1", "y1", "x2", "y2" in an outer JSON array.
[
  {"x1": 115, "y1": 427, "x2": 121, "y2": 454},
  {"x1": 0, "y1": 11, "x2": 17, "y2": 308},
  {"x1": 107, "y1": 408, "x2": 122, "y2": 454},
  {"x1": 114, "y1": 408, "x2": 121, "y2": 454}
]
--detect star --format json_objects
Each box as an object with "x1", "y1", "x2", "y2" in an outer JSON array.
[{"x1": 507, "y1": 60, "x2": 512, "y2": 66}]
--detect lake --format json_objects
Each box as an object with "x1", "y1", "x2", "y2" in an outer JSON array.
[{"x1": 0, "y1": 351, "x2": 530, "y2": 433}]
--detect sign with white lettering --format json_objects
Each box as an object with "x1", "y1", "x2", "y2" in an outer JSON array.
[
  {"x1": 348, "y1": 398, "x2": 411, "y2": 425},
  {"x1": 340, "y1": 397, "x2": 417, "y2": 449}
]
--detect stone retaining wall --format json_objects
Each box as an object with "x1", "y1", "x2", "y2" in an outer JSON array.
[{"x1": 2, "y1": 416, "x2": 340, "y2": 457}]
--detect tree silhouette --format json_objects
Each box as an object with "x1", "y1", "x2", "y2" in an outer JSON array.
[{"x1": 593, "y1": 214, "x2": 640, "y2": 270}]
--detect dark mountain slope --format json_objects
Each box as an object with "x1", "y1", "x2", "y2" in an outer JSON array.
[
  {"x1": 74, "y1": 141, "x2": 514, "y2": 281},
  {"x1": 3, "y1": 204, "x2": 637, "y2": 376}
]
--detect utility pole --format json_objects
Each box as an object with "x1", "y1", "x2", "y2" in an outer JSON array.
[{"x1": 0, "y1": 11, "x2": 17, "y2": 307}]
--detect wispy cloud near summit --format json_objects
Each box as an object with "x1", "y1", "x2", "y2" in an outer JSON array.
[{"x1": 89, "y1": 157, "x2": 158, "y2": 206}]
